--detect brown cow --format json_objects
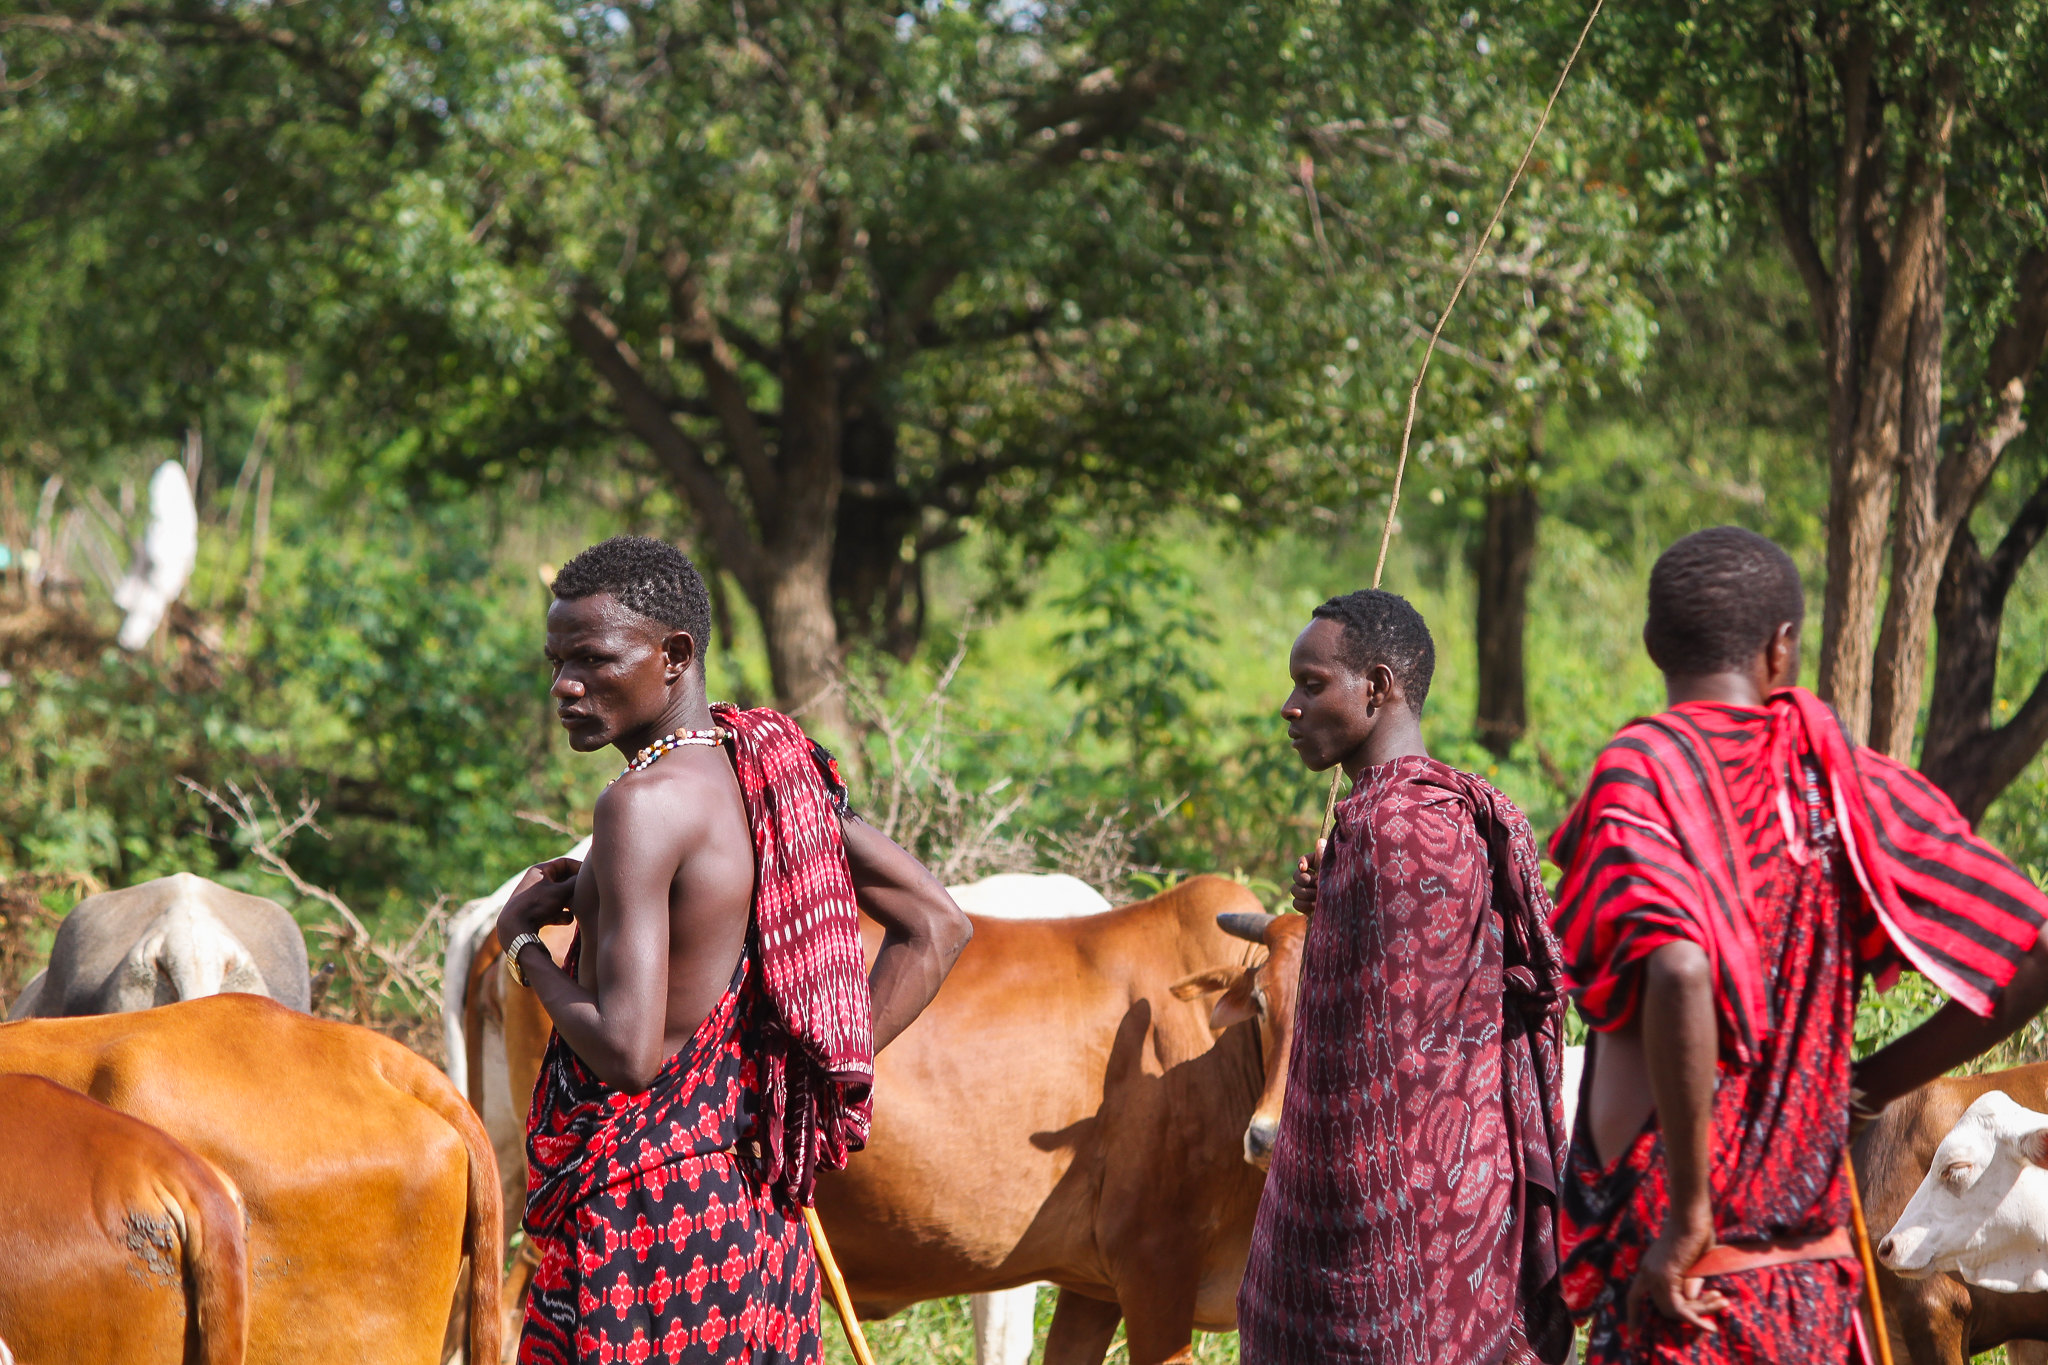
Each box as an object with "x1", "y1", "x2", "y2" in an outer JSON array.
[
  {"x1": 1856, "y1": 1062, "x2": 2048, "y2": 1364},
  {"x1": 460, "y1": 920, "x2": 573, "y2": 1357},
  {"x1": 0, "y1": 994, "x2": 500, "y2": 1365},
  {"x1": 814, "y1": 875, "x2": 1306, "y2": 1365},
  {"x1": 0, "y1": 1074, "x2": 247, "y2": 1365}
]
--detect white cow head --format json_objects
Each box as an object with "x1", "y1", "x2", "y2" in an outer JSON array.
[{"x1": 1879, "y1": 1089, "x2": 2048, "y2": 1293}]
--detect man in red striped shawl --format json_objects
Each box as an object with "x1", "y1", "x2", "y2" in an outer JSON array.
[
  {"x1": 1551, "y1": 526, "x2": 2048, "y2": 1363},
  {"x1": 1238, "y1": 589, "x2": 1574, "y2": 1364},
  {"x1": 494, "y1": 536, "x2": 972, "y2": 1365}
]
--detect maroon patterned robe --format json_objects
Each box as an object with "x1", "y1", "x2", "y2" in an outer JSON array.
[
  {"x1": 1238, "y1": 755, "x2": 1571, "y2": 1364},
  {"x1": 1549, "y1": 692, "x2": 2048, "y2": 1363}
]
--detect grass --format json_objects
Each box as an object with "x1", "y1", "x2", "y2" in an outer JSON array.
[{"x1": 821, "y1": 1291, "x2": 1240, "y2": 1365}]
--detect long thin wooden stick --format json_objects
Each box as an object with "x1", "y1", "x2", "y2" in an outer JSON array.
[
  {"x1": 1844, "y1": 1151, "x2": 1897, "y2": 1365},
  {"x1": 803, "y1": 1204, "x2": 877, "y2": 1365},
  {"x1": 1372, "y1": 0, "x2": 1609, "y2": 590},
  {"x1": 1316, "y1": 0, "x2": 1609, "y2": 840}
]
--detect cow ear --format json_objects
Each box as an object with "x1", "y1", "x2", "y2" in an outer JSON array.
[
  {"x1": 1210, "y1": 984, "x2": 1257, "y2": 1030},
  {"x1": 2020, "y1": 1126, "x2": 2048, "y2": 1169},
  {"x1": 1169, "y1": 967, "x2": 1238, "y2": 1001}
]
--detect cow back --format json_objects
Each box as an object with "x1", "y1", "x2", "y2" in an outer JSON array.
[
  {"x1": 22, "y1": 873, "x2": 310, "y2": 1017},
  {"x1": 0, "y1": 993, "x2": 495, "y2": 1365}
]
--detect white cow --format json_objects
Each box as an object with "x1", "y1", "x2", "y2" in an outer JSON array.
[
  {"x1": 1880, "y1": 1089, "x2": 2048, "y2": 1292},
  {"x1": 112, "y1": 460, "x2": 199, "y2": 652},
  {"x1": 441, "y1": 837, "x2": 592, "y2": 1098},
  {"x1": 946, "y1": 872, "x2": 1113, "y2": 1365},
  {"x1": 9, "y1": 872, "x2": 310, "y2": 1020}
]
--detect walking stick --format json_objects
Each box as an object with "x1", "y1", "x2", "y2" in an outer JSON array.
[
  {"x1": 803, "y1": 1204, "x2": 878, "y2": 1365},
  {"x1": 1844, "y1": 1151, "x2": 1897, "y2": 1365}
]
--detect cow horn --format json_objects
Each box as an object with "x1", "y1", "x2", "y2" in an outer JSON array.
[{"x1": 1216, "y1": 912, "x2": 1274, "y2": 945}]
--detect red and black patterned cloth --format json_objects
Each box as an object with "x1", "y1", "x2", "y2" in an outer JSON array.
[
  {"x1": 520, "y1": 951, "x2": 822, "y2": 1365},
  {"x1": 1548, "y1": 690, "x2": 2048, "y2": 1363},
  {"x1": 1238, "y1": 755, "x2": 1572, "y2": 1364},
  {"x1": 711, "y1": 704, "x2": 873, "y2": 1208},
  {"x1": 520, "y1": 707, "x2": 871, "y2": 1365}
]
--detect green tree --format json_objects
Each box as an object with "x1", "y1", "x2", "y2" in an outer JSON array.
[
  {"x1": 1, "y1": 0, "x2": 1396, "y2": 742},
  {"x1": 1586, "y1": 0, "x2": 2048, "y2": 814}
]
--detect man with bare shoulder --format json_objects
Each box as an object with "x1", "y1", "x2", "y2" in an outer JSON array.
[
  {"x1": 1550, "y1": 527, "x2": 2048, "y2": 1362},
  {"x1": 494, "y1": 536, "x2": 972, "y2": 1365}
]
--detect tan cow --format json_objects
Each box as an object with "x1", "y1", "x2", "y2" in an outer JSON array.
[
  {"x1": 0, "y1": 1074, "x2": 247, "y2": 1365},
  {"x1": 1856, "y1": 1062, "x2": 2048, "y2": 1365},
  {"x1": 0, "y1": 994, "x2": 500, "y2": 1365},
  {"x1": 815, "y1": 875, "x2": 1307, "y2": 1365}
]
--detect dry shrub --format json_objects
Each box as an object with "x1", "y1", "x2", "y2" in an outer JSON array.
[
  {"x1": 185, "y1": 777, "x2": 450, "y2": 1064},
  {"x1": 0, "y1": 872, "x2": 96, "y2": 1014},
  {"x1": 307, "y1": 899, "x2": 452, "y2": 1066},
  {"x1": 843, "y1": 636, "x2": 1176, "y2": 901}
]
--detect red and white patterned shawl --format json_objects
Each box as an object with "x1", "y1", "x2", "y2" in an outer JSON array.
[{"x1": 712, "y1": 703, "x2": 874, "y2": 1207}]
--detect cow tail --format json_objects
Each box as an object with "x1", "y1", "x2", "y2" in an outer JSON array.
[
  {"x1": 417, "y1": 1066, "x2": 506, "y2": 1365},
  {"x1": 181, "y1": 1162, "x2": 250, "y2": 1365}
]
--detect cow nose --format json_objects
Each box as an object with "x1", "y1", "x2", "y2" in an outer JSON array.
[
  {"x1": 1876, "y1": 1233, "x2": 1895, "y2": 1263},
  {"x1": 1243, "y1": 1119, "x2": 1279, "y2": 1169}
]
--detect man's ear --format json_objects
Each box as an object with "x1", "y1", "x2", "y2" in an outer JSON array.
[
  {"x1": 1368, "y1": 661, "x2": 1400, "y2": 714},
  {"x1": 663, "y1": 629, "x2": 699, "y2": 682},
  {"x1": 1765, "y1": 621, "x2": 1800, "y2": 689}
]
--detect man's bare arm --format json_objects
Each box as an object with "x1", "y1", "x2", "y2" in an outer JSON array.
[
  {"x1": 840, "y1": 816, "x2": 972, "y2": 1053},
  {"x1": 1626, "y1": 940, "x2": 1731, "y2": 1332},
  {"x1": 1854, "y1": 924, "x2": 2048, "y2": 1114},
  {"x1": 500, "y1": 783, "x2": 683, "y2": 1092}
]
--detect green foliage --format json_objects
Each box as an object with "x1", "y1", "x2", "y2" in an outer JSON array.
[
  {"x1": 1054, "y1": 538, "x2": 1220, "y2": 793},
  {"x1": 0, "y1": 475, "x2": 597, "y2": 920}
]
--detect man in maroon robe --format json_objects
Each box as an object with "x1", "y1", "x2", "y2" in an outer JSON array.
[
  {"x1": 1238, "y1": 589, "x2": 1573, "y2": 1365},
  {"x1": 1551, "y1": 526, "x2": 2048, "y2": 1363}
]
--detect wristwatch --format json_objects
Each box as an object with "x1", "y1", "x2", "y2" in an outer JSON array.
[{"x1": 504, "y1": 932, "x2": 546, "y2": 987}]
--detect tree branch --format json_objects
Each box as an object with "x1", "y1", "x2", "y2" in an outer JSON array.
[
  {"x1": 563, "y1": 294, "x2": 766, "y2": 589},
  {"x1": 664, "y1": 248, "x2": 779, "y2": 515},
  {"x1": 1015, "y1": 62, "x2": 1179, "y2": 171},
  {"x1": 178, "y1": 777, "x2": 371, "y2": 942},
  {"x1": 1939, "y1": 250, "x2": 2048, "y2": 522},
  {"x1": 1987, "y1": 466, "x2": 2048, "y2": 602}
]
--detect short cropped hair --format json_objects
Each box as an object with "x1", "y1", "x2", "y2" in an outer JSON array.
[
  {"x1": 1643, "y1": 527, "x2": 1804, "y2": 676},
  {"x1": 1311, "y1": 589, "x2": 1436, "y2": 712},
  {"x1": 552, "y1": 536, "x2": 712, "y2": 659}
]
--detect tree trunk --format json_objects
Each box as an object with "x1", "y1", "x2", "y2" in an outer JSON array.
[
  {"x1": 1869, "y1": 206, "x2": 1948, "y2": 759},
  {"x1": 1474, "y1": 428, "x2": 1540, "y2": 759},
  {"x1": 1919, "y1": 473, "x2": 2048, "y2": 823},
  {"x1": 754, "y1": 548, "x2": 853, "y2": 747},
  {"x1": 831, "y1": 399, "x2": 925, "y2": 659}
]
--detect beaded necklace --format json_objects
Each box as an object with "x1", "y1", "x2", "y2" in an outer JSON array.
[{"x1": 615, "y1": 727, "x2": 728, "y2": 782}]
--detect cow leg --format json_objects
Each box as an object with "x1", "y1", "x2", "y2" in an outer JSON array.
[
  {"x1": 1042, "y1": 1289, "x2": 1122, "y2": 1365},
  {"x1": 1882, "y1": 1271, "x2": 1970, "y2": 1365},
  {"x1": 972, "y1": 1286, "x2": 1041, "y2": 1365},
  {"x1": 2008, "y1": 1344, "x2": 2048, "y2": 1365},
  {"x1": 500, "y1": 1239, "x2": 541, "y2": 1364}
]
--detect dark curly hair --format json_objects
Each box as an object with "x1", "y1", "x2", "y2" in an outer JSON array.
[
  {"x1": 1643, "y1": 526, "x2": 1804, "y2": 676},
  {"x1": 1311, "y1": 588, "x2": 1436, "y2": 713},
  {"x1": 552, "y1": 536, "x2": 712, "y2": 660}
]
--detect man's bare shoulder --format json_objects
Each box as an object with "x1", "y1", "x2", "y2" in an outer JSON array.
[{"x1": 590, "y1": 748, "x2": 742, "y2": 864}]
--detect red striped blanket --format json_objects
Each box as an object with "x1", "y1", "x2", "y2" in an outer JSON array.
[{"x1": 1549, "y1": 687, "x2": 2047, "y2": 1061}]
